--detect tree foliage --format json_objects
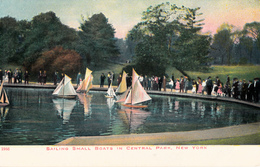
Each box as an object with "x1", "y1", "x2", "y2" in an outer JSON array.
[
  {"x1": 31, "y1": 46, "x2": 81, "y2": 76},
  {"x1": 21, "y1": 11, "x2": 78, "y2": 70},
  {"x1": 77, "y1": 13, "x2": 119, "y2": 66},
  {"x1": 128, "y1": 3, "x2": 211, "y2": 76}
]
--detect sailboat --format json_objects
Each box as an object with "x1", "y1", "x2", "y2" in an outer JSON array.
[
  {"x1": 52, "y1": 74, "x2": 77, "y2": 98},
  {"x1": 76, "y1": 68, "x2": 93, "y2": 93},
  {"x1": 105, "y1": 84, "x2": 116, "y2": 98},
  {"x1": 52, "y1": 98, "x2": 76, "y2": 124},
  {"x1": 0, "y1": 82, "x2": 9, "y2": 106},
  {"x1": 116, "y1": 69, "x2": 151, "y2": 108},
  {"x1": 115, "y1": 71, "x2": 127, "y2": 94}
]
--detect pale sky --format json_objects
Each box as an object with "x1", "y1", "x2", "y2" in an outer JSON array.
[{"x1": 0, "y1": 0, "x2": 259, "y2": 39}]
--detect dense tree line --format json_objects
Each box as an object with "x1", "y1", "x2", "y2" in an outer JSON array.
[
  {"x1": 0, "y1": 11, "x2": 118, "y2": 77},
  {"x1": 1, "y1": 5, "x2": 259, "y2": 80}
]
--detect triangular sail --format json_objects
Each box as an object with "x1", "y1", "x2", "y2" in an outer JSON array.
[
  {"x1": 0, "y1": 82, "x2": 9, "y2": 105},
  {"x1": 116, "y1": 87, "x2": 130, "y2": 103},
  {"x1": 106, "y1": 86, "x2": 116, "y2": 97},
  {"x1": 130, "y1": 79, "x2": 152, "y2": 104},
  {"x1": 77, "y1": 68, "x2": 92, "y2": 92},
  {"x1": 52, "y1": 75, "x2": 76, "y2": 96},
  {"x1": 116, "y1": 71, "x2": 127, "y2": 93}
]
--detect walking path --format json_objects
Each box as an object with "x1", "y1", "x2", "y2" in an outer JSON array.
[{"x1": 4, "y1": 82, "x2": 260, "y2": 145}]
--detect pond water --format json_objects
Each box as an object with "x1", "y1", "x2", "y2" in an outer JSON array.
[{"x1": 0, "y1": 88, "x2": 259, "y2": 145}]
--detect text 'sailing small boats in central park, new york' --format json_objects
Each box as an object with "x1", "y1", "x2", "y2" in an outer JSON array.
[
  {"x1": 52, "y1": 74, "x2": 77, "y2": 99},
  {"x1": 0, "y1": 82, "x2": 9, "y2": 106},
  {"x1": 76, "y1": 68, "x2": 93, "y2": 93},
  {"x1": 116, "y1": 69, "x2": 152, "y2": 108}
]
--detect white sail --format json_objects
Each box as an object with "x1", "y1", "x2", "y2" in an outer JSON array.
[
  {"x1": 0, "y1": 82, "x2": 9, "y2": 106},
  {"x1": 77, "y1": 68, "x2": 93, "y2": 92},
  {"x1": 116, "y1": 87, "x2": 130, "y2": 103},
  {"x1": 106, "y1": 86, "x2": 116, "y2": 97},
  {"x1": 52, "y1": 98, "x2": 76, "y2": 124},
  {"x1": 116, "y1": 71, "x2": 127, "y2": 93},
  {"x1": 124, "y1": 69, "x2": 151, "y2": 105},
  {"x1": 52, "y1": 75, "x2": 76, "y2": 97}
]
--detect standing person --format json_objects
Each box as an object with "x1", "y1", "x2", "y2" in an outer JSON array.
[
  {"x1": 0, "y1": 69, "x2": 2, "y2": 83},
  {"x1": 253, "y1": 78, "x2": 260, "y2": 103},
  {"x1": 206, "y1": 76, "x2": 213, "y2": 95},
  {"x1": 139, "y1": 75, "x2": 144, "y2": 86},
  {"x1": 38, "y1": 70, "x2": 42, "y2": 84},
  {"x1": 217, "y1": 83, "x2": 223, "y2": 96},
  {"x1": 144, "y1": 75, "x2": 148, "y2": 90},
  {"x1": 18, "y1": 69, "x2": 22, "y2": 83},
  {"x1": 162, "y1": 76, "x2": 166, "y2": 91},
  {"x1": 107, "y1": 72, "x2": 112, "y2": 87},
  {"x1": 169, "y1": 79, "x2": 174, "y2": 92},
  {"x1": 100, "y1": 73, "x2": 106, "y2": 88},
  {"x1": 42, "y1": 70, "x2": 47, "y2": 85},
  {"x1": 147, "y1": 77, "x2": 151, "y2": 90},
  {"x1": 117, "y1": 74, "x2": 122, "y2": 86},
  {"x1": 53, "y1": 71, "x2": 58, "y2": 85},
  {"x1": 191, "y1": 79, "x2": 197, "y2": 94},
  {"x1": 197, "y1": 77, "x2": 202, "y2": 94},
  {"x1": 180, "y1": 76, "x2": 184, "y2": 93},
  {"x1": 240, "y1": 79, "x2": 247, "y2": 100},
  {"x1": 24, "y1": 70, "x2": 29, "y2": 84},
  {"x1": 7, "y1": 69, "x2": 12, "y2": 84},
  {"x1": 175, "y1": 79, "x2": 180, "y2": 92},
  {"x1": 14, "y1": 68, "x2": 19, "y2": 84},
  {"x1": 76, "y1": 72, "x2": 82, "y2": 87},
  {"x1": 171, "y1": 73, "x2": 175, "y2": 88},
  {"x1": 247, "y1": 80, "x2": 254, "y2": 102},
  {"x1": 184, "y1": 76, "x2": 189, "y2": 93},
  {"x1": 232, "y1": 78, "x2": 239, "y2": 99},
  {"x1": 202, "y1": 79, "x2": 206, "y2": 95},
  {"x1": 158, "y1": 77, "x2": 162, "y2": 91}
]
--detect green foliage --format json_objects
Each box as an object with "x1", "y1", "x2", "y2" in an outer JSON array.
[
  {"x1": 77, "y1": 13, "x2": 119, "y2": 66},
  {"x1": 128, "y1": 3, "x2": 211, "y2": 77},
  {"x1": 21, "y1": 11, "x2": 78, "y2": 70}
]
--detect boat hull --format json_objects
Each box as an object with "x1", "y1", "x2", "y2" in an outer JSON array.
[
  {"x1": 122, "y1": 103, "x2": 148, "y2": 108},
  {"x1": 52, "y1": 95, "x2": 77, "y2": 99},
  {"x1": 105, "y1": 95, "x2": 114, "y2": 98}
]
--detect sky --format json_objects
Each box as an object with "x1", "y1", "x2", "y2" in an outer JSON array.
[{"x1": 0, "y1": 0, "x2": 260, "y2": 39}]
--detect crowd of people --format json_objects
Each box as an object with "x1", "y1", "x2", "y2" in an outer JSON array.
[
  {"x1": 99, "y1": 72, "x2": 260, "y2": 104},
  {"x1": 1, "y1": 68, "x2": 259, "y2": 103}
]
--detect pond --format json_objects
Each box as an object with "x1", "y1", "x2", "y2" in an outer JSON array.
[{"x1": 0, "y1": 88, "x2": 259, "y2": 145}]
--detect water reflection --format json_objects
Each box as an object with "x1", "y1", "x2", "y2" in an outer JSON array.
[
  {"x1": 0, "y1": 88, "x2": 259, "y2": 145},
  {"x1": 77, "y1": 94, "x2": 92, "y2": 119},
  {"x1": 52, "y1": 98, "x2": 76, "y2": 124}
]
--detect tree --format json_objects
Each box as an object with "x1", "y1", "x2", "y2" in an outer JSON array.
[
  {"x1": 31, "y1": 46, "x2": 81, "y2": 77},
  {"x1": 128, "y1": 3, "x2": 211, "y2": 76},
  {"x1": 210, "y1": 23, "x2": 239, "y2": 65},
  {"x1": 77, "y1": 13, "x2": 119, "y2": 66},
  {"x1": 21, "y1": 11, "x2": 78, "y2": 70}
]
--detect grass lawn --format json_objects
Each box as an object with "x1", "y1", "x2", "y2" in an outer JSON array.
[{"x1": 171, "y1": 65, "x2": 260, "y2": 83}]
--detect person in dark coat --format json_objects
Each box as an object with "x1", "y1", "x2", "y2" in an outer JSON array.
[
  {"x1": 240, "y1": 79, "x2": 247, "y2": 100},
  {"x1": 100, "y1": 73, "x2": 106, "y2": 88},
  {"x1": 232, "y1": 78, "x2": 239, "y2": 99},
  {"x1": 24, "y1": 70, "x2": 29, "y2": 84},
  {"x1": 54, "y1": 71, "x2": 58, "y2": 85},
  {"x1": 180, "y1": 76, "x2": 184, "y2": 93},
  {"x1": 76, "y1": 72, "x2": 82, "y2": 87},
  {"x1": 247, "y1": 80, "x2": 254, "y2": 102},
  {"x1": 7, "y1": 69, "x2": 12, "y2": 84},
  {"x1": 253, "y1": 78, "x2": 260, "y2": 102},
  {"x1": 0, "y1": 69, "x2": 3, "y2": 83},
  {"x1": 42, "y1": 71, "x2": 47, "y2": 85},
  {"x1": 206, "y1": 76, "x2": 213, "y2": 95}
]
